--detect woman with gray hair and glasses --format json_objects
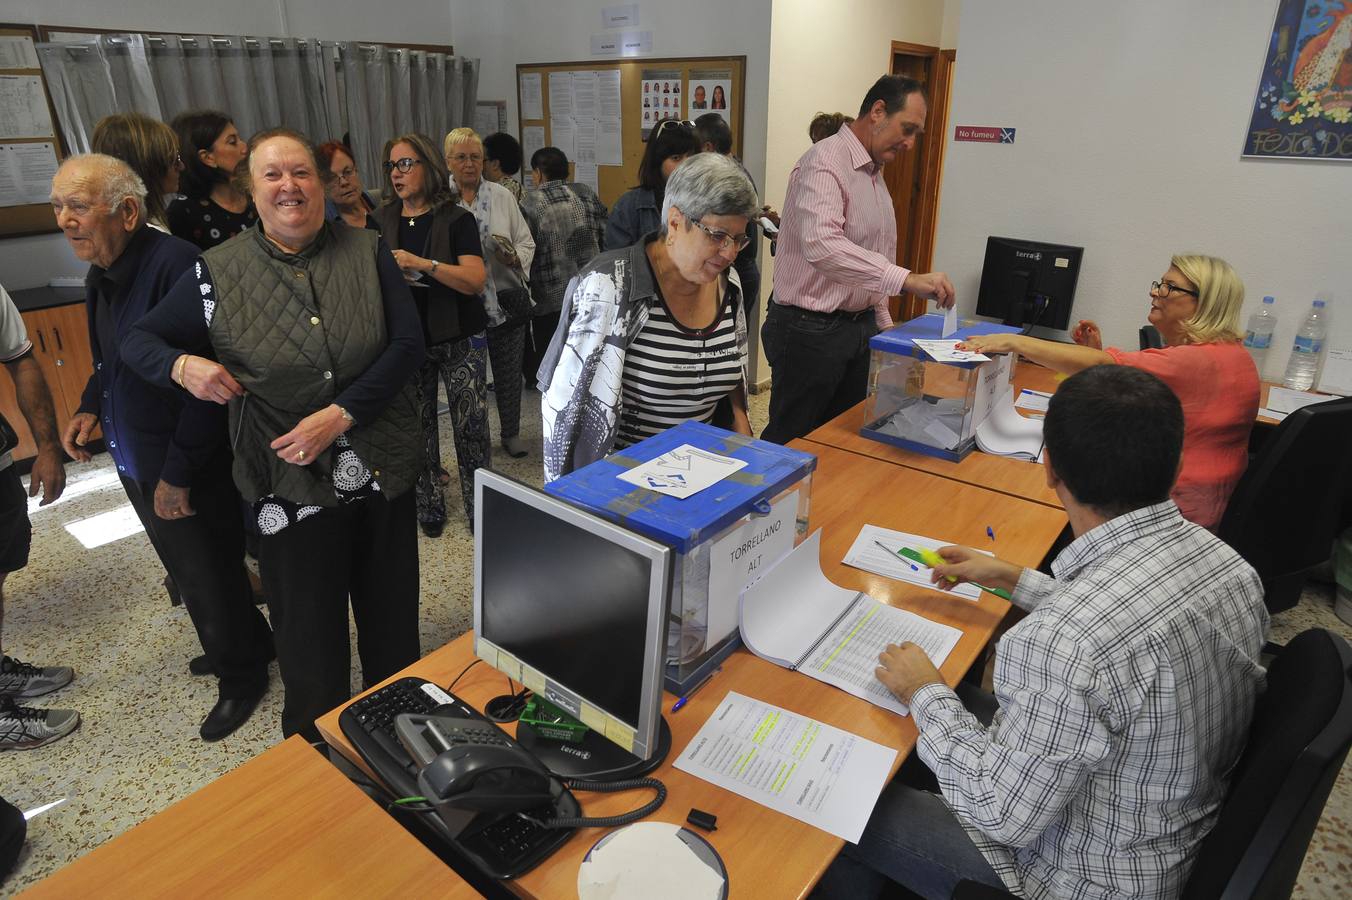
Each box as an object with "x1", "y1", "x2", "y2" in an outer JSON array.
[{"x1": 538, "y1": 152, "x2": 758, "y2": 482}]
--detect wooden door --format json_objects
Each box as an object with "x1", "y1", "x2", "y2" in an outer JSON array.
[
  {"x1": 884, "y1": 42, "x2": 956, "y2": 323},
  {"x1": 43, "y1": 302, "x2": 96, "y2": 415}
]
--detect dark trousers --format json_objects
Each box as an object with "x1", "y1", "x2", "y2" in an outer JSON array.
[
  {"x1": 523, "y1": 310, "x2": 562, "y2": 384},
  {"x1": 258, "y1": 488, "x2": 420, "y2": 740},
  {"x1": 760, "y1": 302, "x2": 879, "y2": 445},
  {"x1": 487, "y1": 319, "x2": 528, "y2": 439},
  {"x1": 121, "y1": 473, "x2": 272, "y2": 699}
]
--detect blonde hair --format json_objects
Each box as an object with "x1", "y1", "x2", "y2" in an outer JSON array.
[
  {"x1": 91, "y1": 113, "x2": 177, "y2": 226},
  {"x1": 1172, "y1": 254, "x2": 1245, "y2": 344},
  {"x1": 443, "y1": 127, "x2": 483, "y2": 156}
]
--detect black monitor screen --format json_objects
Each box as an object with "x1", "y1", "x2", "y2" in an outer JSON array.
[
  {"x1": 479, "y1": 487, "x2": 653, "y2": 726},
  {"x1": 976, "y1": 236, "x2": 1084, "y2": 330}
]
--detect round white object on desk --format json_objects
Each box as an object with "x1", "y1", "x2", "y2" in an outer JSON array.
[{"x1": 578, "y1": 821, "x2": 727, "y2": 900}]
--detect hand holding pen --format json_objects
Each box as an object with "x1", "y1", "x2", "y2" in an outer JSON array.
[{"x1": 924, "y1": 546, "x2": 1021, "y2": 601}]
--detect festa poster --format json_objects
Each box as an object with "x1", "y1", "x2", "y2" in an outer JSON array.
[{"x1": 1243, "y1": 0, "x2": 1352, "y2": 160}]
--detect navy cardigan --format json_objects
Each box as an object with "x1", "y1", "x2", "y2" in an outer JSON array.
[{"x1": 77, "y1": 227, "x2": 225, "y2": 486}]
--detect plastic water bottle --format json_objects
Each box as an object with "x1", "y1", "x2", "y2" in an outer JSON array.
[
  {"x1": 1282, "y1": 298, "x2": 1328, "y2": 391},
  {"x1": 1243, "y1": 295, "x2": 1278, "y2": 376}
]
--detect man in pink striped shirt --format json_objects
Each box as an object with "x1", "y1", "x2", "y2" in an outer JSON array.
[{"x1": 762, "y1": 75, "x2": 955, "y2": 444}]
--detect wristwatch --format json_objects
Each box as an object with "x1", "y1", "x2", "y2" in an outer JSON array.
[
  {"x1": 337, "y1": 406, "x2": 355, "y2": 425},
  {"x1": 429, "y1": 259, "x2": 439, "y2": 275}
]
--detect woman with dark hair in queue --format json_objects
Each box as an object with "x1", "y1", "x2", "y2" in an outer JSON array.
[
  {"x1": 317, "y1": 140, "x2": 378, "y2": 231},
  {"x1": 604, "y1": 118, "x2": 700, "y2": 251},
  {"x1": 166, "y1": 110, "x2": 255, "y2": 250}
]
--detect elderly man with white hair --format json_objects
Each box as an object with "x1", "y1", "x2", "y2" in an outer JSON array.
[{"x1": 51, "y1": 153, "x2": 273, "y2": 741}]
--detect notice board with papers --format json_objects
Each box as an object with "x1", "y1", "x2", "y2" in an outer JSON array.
[
  {"x1": 0, "y1": 23, "x2": 63, "y2": 238},
  {"x1": 516, "y1": 55, "x2": 745, "y2": 209}
]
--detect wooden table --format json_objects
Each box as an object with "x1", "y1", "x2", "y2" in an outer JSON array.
[
  {"x1": 19, "y1": 737, "x2": 478, "y2": 899},
  {"x1": 801, "y1": 363, "x2": 1065, "y2": 508},
  {"x1": 318, "y1": 446, "x2": 1068, "y2": 899}
]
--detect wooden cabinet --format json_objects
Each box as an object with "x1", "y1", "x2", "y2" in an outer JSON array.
[{"x1": 0, "y1": 298, "x2": 97, "y2": 462}]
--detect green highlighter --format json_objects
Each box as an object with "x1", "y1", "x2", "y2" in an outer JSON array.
[{"x1": 897, "y1": 546, "x2": 1013, "y2": 602}]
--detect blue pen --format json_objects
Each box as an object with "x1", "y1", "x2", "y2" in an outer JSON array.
[
  {"x1": 986, "y1": 526, "x2": 996, "y2": 541},
  {"x1": 672, "y1": 666, "x2": 722, "y2": 712}
]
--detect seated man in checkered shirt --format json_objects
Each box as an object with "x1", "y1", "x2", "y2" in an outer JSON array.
[{"x1": 818, "y1": 365, "x2": 1269, "y2": 900}]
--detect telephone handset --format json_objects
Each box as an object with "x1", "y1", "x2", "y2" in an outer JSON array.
[{"x1": 396, "y1": 713, "x2": 556, "y2": 814}]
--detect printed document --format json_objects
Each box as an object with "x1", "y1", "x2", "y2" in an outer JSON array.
[
  {"x1": 911, "y1": 339, "x2": 990, "y2": 363},
  {"x1": 674, "y1": 691, "x2": 897, "y2": 842},
  {"x1": 842, "y1": 524, "x2": 984, "y2": 602},
  {"x1": 740, "y1": 531, "x2": 963, "y2": 715},
  {"x1": 617, "y1": 444, "x2": 747, "y2": 499}
]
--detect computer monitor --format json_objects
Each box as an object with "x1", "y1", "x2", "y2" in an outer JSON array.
[
  {"x1": 473, "y1": 469, "x2": 674, "y2": 781},
  {"x1": 975, "y1": 236, "x2": 1084, "y2": 331}
]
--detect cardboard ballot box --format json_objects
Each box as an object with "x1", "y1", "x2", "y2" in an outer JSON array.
[
  {"x1": 545, "y1": 421, "x2": 816, "y2": 694},
  {"x1": 862, "y1": 314, "x2": 1022, "y2": 461}
]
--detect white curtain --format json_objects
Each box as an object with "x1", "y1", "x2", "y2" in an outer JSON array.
[
  {"x1": 335, "y1": 43, "x2": 479, "y2": 191},
  {"x1": 37, "y1": 31, "x2": 478, "y2": 185}
]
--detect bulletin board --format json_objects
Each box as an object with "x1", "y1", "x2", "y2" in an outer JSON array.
[
  {"x1": 516, "y1": 56, "x2": 746, "y2": 209},
  {"x1": 0, "y1": 23, "x2": 64, "y2": 238}
]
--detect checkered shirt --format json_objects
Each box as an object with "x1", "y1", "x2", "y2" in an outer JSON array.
[
  {"x1": 521, "y1": 181, "x2": 608, "y2": 316},
  {"x1": 910, "y1": 501, "x2": 1269, "y2": 899}
]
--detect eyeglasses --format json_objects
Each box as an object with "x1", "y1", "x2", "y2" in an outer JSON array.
[
  {"x1": 651, "y1": 118, "x2": 696, "y2": 139},
  {"x1": 383, "y1": 157, "x2": 421, "y2": 174},
  {"x1": 1151, "y1": 280, "x2": 1199, "y2": 298},
  {"x1": 448, "y1": 152, "x2": 483, "y2": 164},
  {"x1": 334, "y1": 166, "x2": 357, "y2": 182},
  {"x1": 691, "y1": 218, "x2": 751, "y2": 252}
]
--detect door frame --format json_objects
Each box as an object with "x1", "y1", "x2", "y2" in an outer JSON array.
[{"x1": 889, "y1": 42, "x2": 956, "y2": 322}]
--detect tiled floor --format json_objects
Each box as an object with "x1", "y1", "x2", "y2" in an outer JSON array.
[{"x1": 3, "y1": 389, "x2": 1350, "y2": 896}]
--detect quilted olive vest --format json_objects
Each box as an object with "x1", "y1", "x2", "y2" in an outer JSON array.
[{"x1": 202, "y1": 223, "x2": 420, "y2": 507}]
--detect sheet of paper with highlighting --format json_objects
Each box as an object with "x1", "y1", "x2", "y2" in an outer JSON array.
[
  {"x1": 911, "y1": 339, "x2": 991, "y2": 363},
  {"x1": 616, "y1": 444, "x2": 748, "y2": 499},
  {"x1": 674, "y1": 691, "x2": 897, "y2": 842},
  {"x1": 842, "y1": 525, "x2": 984, "y2": 601}
]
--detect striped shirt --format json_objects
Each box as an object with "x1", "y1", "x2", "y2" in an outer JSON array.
[
  {"x1": 910, "y1": 501, "x2": 1269, "y2": 899},
  {"x1": 772, "y1": 124, "x2": 909, "y2": 328},
  {"x1": 616, "y1": 284, "x2": 742, "y2": 448}
]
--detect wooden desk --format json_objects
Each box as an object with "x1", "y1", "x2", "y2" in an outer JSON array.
[
  {"x1": 801, "y1": 364, "x2": 1064, "y2": 509},
  {"x1": 318, "y1": 448, "x2": 1067, "y2": 898},
  {"x1": 19, "y1": 737, "x2": 478, "y2": 899}
]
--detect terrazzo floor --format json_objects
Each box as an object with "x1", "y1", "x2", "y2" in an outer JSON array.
[{"x1": 3, "y1": 388, "x2": 1350, "y2": 896}]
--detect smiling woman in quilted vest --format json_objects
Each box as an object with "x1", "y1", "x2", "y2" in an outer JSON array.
[{"x1": 123, "y1": 128, "x2": 427, "y2": 741}]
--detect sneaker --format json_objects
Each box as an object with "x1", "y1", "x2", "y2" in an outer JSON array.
[
  {"x1": 0, "y1": 655, "x2": 74, "y2": 699},
  {"x1": 0, "y1": 695, "x2": 81, "y2": 750}
]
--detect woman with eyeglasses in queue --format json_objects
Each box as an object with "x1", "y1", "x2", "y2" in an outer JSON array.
[
  {"x1": 317, "y1": 140, "x2": 378, "y2": 231},
  {"x1": 604, "y1": 118, "x2": 701, "y2": 251},
  {"x1": 444, "y1": 127, "x2": 536, "y2": 462},
  {"x1": 167, "y1": 110, "x2": 256, "y2": 250},
  {"x1": 539, "y1": 153, "x2": 757, "y2": 482},
  {"x1": 958, "y1": 255, "x2": 1258, "y2": 530},
  {"x1": 370, "y1": 133, "x2": 488, "y2": 538},
  {"x1": 91, "y1": 113, "x2": 184, "y2": 233}
]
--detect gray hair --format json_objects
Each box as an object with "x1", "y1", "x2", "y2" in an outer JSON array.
[
  {"x1": 61, "y1": 153, "x2": 148, "y2": 214},
  {"x1": 659, "y1": 153, "x2": 758, "y2": 235}
]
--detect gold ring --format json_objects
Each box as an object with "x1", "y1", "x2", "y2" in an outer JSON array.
[{"x1": 297, "y1": 450, "x2": 306, "y2": 460}]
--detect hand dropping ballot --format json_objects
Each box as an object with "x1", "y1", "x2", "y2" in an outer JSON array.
[
  {"x1": 616, "y1": 444, "x2": 748, "y2": 499},
  {"x1": 911, "y1": 339, "x2": 991, "y2": 363}
]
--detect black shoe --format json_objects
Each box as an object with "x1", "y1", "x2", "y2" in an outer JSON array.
[
  {"x1": 189, "y1": 655, "x2": 215, "y2": 677},
  {"x1": 420, "y1": 519, "x2": 445, "y2": 538},
  {"x1": 200, "y1": 688, "x2": 266, "y2": 741}
]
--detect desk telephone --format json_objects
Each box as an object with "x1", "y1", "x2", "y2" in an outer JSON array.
[{"x1": 340, "y1": 677, "x2": 666, "y2": 880}]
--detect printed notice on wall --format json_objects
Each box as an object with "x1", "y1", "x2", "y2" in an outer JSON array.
[
  {"x1": 0, "y1": 36, "x2": 40, "y2": 70},
  {"x1": 0, "y1": 142, "x2": 59, "y2": 207},
  {"x1": 0, "y1": 75, "x2": 53, "y2": 140},
  {"x1": 641, "y1": 68, "x2": 682, "y2": 139},
  {"x1": 519, "y1": 73, "x2": 543, "y2": 120}
]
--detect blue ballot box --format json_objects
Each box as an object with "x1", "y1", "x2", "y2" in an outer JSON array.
[
  {"x1": 862, "y1": 314, "x2": 1023, "y2": 462},
  {"x1": 545, "y1": 421, "x2": 816, "y2": 694}
]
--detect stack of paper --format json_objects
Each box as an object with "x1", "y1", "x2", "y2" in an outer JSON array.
[
  {"x1": 975, "y1": 392, "x2": 1044, "y2": 461},
  {"x1": 872, "y1": 398, "x2": 967, "y2": 450}
]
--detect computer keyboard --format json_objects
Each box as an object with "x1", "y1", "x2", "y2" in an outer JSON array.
[{"x1": 338, "y1": 676, "x2": 576, "y2": 879}]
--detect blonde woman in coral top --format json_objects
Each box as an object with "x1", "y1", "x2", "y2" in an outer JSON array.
[{"x1": 960, "y1": 254, "x2": 1258, "y2": 530}]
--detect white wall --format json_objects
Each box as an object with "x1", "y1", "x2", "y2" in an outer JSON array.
[
  {"x1": 757, "y1": 0, "x2": 948, "y2": 382},
  {"x1": 0, "y1": 0, "x2": 456, "y2": 290},
  {"x1": 933, "y1": 0, "x2": 1352, "y2": 380}
]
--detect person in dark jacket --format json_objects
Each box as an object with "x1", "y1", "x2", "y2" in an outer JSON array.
[
  {"x1": 123, "y1": 130, "x2": 425, "y2": 741},
  {"x1": 604, "y1": 118, "x2": 699, "y2": 251},
  {"x1": 53, "y1": 154, "x2": 273, "y2": 741}
]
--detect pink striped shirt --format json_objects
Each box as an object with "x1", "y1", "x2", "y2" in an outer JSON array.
[{"x1": 772, "y1": 124, "x2": 909, "y2": 328}]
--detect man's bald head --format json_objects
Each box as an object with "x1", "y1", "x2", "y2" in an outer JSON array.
[{"x1": 50, "y1": 153, "x2": 147, "y2": 268}]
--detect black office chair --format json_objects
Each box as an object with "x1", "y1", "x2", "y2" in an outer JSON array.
[
  {"x1": 1217, "y1": 396, "x2": 1352, "y2": 614},
  {"x1": 952, "y1": 628, "x2": 1352, "y2": 900},
  {"x1": 1139, "y1": 325, "x2": 1165, "y2": 349}
]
